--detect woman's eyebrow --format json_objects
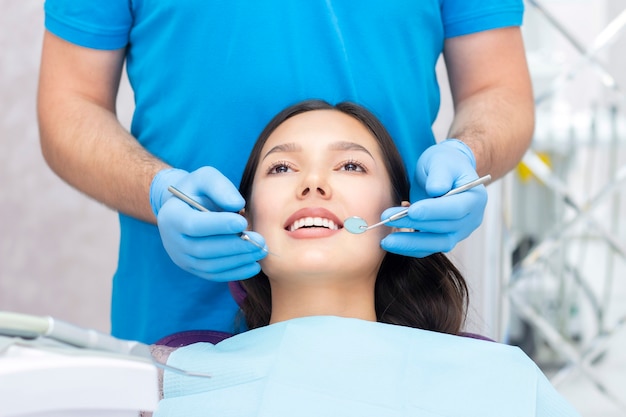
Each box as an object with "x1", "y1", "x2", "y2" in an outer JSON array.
[
  {"x1": 262, "y1": 140, "x2": 374, "y2": 160},
  {"x1": 329, "y1": 141, "x2": 374, "y2": 158},
  {"x1": 262, "y1": 142, "x2": 301, "y2": 160}
]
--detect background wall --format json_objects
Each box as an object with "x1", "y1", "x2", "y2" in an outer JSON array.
[{"x1": 0, "y1": 2, "x2": 124, "y2": 332}]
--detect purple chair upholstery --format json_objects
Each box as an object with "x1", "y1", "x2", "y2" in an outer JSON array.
[{"x1": 156, "y1": 329, "x2": 234, "y2": 347}]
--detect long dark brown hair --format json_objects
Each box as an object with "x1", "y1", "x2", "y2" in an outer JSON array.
[{"x1": 238, "y1": 100, "x2": 468, "y2": 335}]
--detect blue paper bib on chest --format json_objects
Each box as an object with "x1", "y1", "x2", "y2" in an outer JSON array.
[{"x1": 156, "y1": 317, "x2": 579, "y2": 417}]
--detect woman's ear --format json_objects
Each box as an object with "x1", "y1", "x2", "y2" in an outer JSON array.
[
  {"x1": 239, "y1": 208, "x2": 252, "y2": 231},
  {"x1": 391, "y1": 201, "x2": 415, "y2": 233}
]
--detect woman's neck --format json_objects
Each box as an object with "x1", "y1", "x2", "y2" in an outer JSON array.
[{"x1": 268, "y1": 277, "x2": 377, "y2": 324}]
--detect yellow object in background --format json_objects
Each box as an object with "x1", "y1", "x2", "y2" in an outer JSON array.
[{"x1": 516, "y1": 152, "x2": 553, "y2": 183}]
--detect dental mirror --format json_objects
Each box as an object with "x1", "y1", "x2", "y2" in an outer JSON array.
[{"x1": 344, "y1": 174, "x2": 491, "y2": 234}]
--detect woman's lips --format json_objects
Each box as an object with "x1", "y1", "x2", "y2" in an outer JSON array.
[
  {"x1": 284, "y1": 207, "x2": 344, "y2": 237},
  {"x1": 288, "y1": 216, "x2": 339, "y2": 232}
]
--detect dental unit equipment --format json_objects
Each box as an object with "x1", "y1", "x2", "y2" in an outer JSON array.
[
  {"x1": 0, "y1": 311, "x2": 211, "y2": 379},
  {"x1": 168, "y1": 185, "x2": 275, "y2": 255},
  {"x1": 344, "y1": 174, "x2": 491, "y2": 234},
  {"x1": 0, "y1": 311, "x2": 153, "y2": 417}
]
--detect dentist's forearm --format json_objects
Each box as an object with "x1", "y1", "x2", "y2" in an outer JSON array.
[
  {"x1": 444, "y1": 27, "x2": 535, "y2": 180},
  {"x1": 38, "y1": 96, "x2": 167, "y2": 223},
  {"x1": 37, "y1": 31, "x2": 168, "y2": 223},
  {"x1": 448, "y1": 86, "x2": 534, "y2": 180}
]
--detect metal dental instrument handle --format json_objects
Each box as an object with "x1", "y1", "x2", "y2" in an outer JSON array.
[
  {"x1": 0, "y1": 311, "x2": 211, "y2": 378},
  {"x1": 346, "y1": 174, "x2": 491, "y2": 233},
  {"x1": 167, "y1": 185, "x2": 273, "y2": 255}
]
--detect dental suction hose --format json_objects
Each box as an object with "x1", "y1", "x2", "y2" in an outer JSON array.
[
  {"x1": 0, "y1": 311, "x2": 141, "y2": 355},
  {"x1": 0, "y1": 311, "x2": 211, "y2": 378}
]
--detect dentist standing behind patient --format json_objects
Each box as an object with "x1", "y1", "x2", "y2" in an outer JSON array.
[{"x1": 37, "y1": 1, "x2": 534, "y2": 344}]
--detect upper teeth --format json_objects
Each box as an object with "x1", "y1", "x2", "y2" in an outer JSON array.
[{"x1": 289, "y1": 217, "x2": 339, "y2": 231}]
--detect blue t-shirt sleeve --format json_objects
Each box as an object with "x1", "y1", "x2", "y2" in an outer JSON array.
[
  {"x1": 441, "y1": 0, "x2": 524, "y2": 38},
  {"x1": 44, "y1": 0, "x2": 132, "y2": 50}
]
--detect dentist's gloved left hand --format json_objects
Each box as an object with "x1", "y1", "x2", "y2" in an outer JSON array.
[
  {"x1": 150, "y1": 166, "x2": 267, "y2": 282},
  {"x1": 381, "y1": 139, "x2": 488, "y2": 258}
]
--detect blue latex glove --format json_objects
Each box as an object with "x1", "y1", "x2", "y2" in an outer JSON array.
[
  {"x1": 381, "y1": 139, "x2": 488, "y2": 258},
  {"x1": 150, "y1": 167, "x2": 267, "y2": 281}
]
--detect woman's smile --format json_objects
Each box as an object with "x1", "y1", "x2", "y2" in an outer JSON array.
[{"x1": 284, "y1": 207, "x2": 343, "y2": 238}]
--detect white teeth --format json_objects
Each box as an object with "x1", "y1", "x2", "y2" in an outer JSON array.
[{"x1": 289, "y1": 216, "x2": 339, "y2": 231}]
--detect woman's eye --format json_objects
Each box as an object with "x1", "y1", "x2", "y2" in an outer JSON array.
[
  {"x1": 338, "y1": 160, "x2": 366, "y2": 172},
  {"x1": 267, "y1": 162, "x2": 294, "y2": 174}
]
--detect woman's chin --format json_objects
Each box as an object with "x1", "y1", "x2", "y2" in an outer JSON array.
[
  {"x1": 262, "y1": 248, "x2": 341, "y2": 275},
  {"x1": 261, "y1": 239, "x2": 386, "y2": 274}
]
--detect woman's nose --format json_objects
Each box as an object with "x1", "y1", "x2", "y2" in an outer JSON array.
[{"x1": 298, "y1": 171, "x2": 331, "y2": 199}]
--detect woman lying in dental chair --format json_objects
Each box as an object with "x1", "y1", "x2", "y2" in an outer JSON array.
[{"x1": 147, "y1": 100, "x2": 580, "y2": 417}]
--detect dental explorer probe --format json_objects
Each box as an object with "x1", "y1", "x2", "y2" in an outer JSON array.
[
  {"x1": 167, "y1": 185, "x2": 274, "y2": 255},
  {"x1": 344, "y1": 174, "x2": 491, "y2": 234},
  {"x1": 0, "y1": 311, "x2": 211, "y2": 378}
]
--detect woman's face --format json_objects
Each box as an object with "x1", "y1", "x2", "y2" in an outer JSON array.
[{"x1": 248, "y1": 109, "x2": 396, "y2": 281}]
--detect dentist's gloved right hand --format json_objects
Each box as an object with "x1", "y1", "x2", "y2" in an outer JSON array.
[
  {"x1": 381, "y1": 139, "x2": 488, "y2": 258},
  {"x1": 150, "y1": 167, "x2": 267, "y2": 282}
]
